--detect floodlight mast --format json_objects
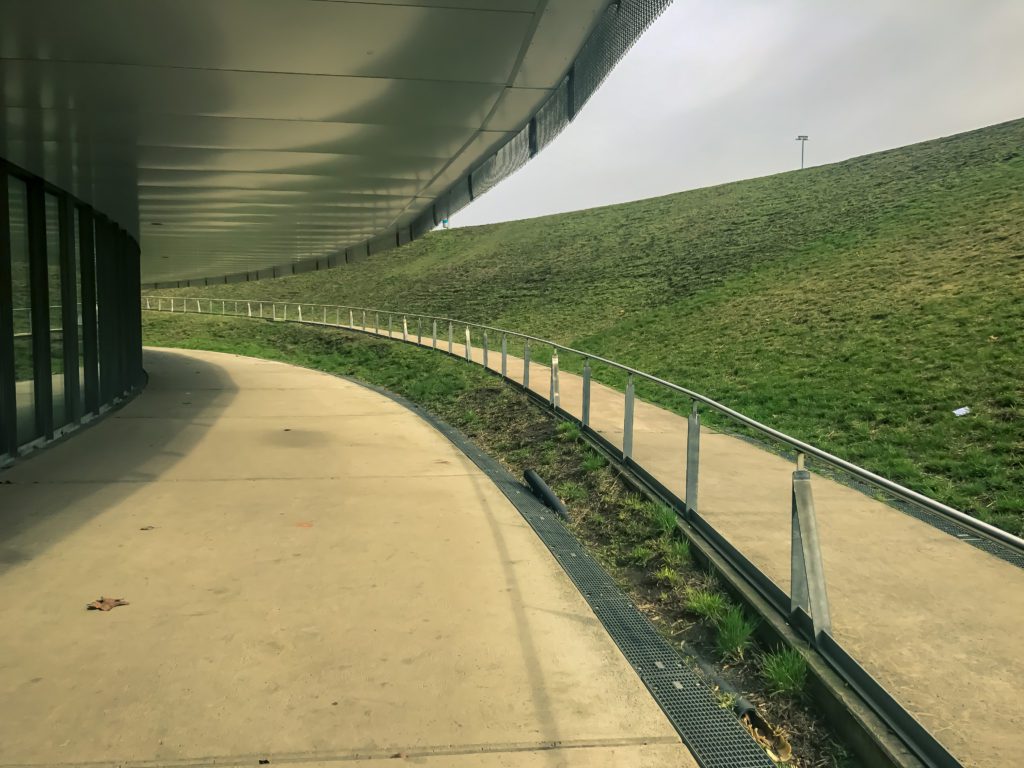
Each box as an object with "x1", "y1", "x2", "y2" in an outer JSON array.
[{"x1": 796, "y1": 135, "x2": 809, "y2": 169}]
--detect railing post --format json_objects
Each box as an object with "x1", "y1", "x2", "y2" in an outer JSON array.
[
  {"x1": 482, "y1": 331, "x2": 489, "y2": 369},
  {"x1": 349, "y1": 309, "x2": 354, "y2": 328},
  {"x1": 362, "y1": 309, "x2": 366, "y2": 329},
  {"x1": 247, "y1": 302, "x2": 252, "y2": 317},
  {"x1": 336, "y1": 307, "x2": 340, "y2": 326},
  {"x1": 791, "y1": 453, "x2": 832, "y2": 644},
  {"x1": 273, "y1": 303, "x2": 277, "y2": 321},
  {"x1": 234, "y1": 301, "x2": 239, "y2": 315},
  {"x1": 685, "y1": 402, "x2": 701, "y2": 520},
  {"x1": 197, "y1": 299, "x2": 202, "y2": 313},
  {"x1": 432, "y1": 320, "x2": 437, "y2": 348},
  {"x1": 448, "y1": 322, "x2": 453, "y2": 354},
  {"x1": 582, "y1": 358, "x2": 591, "y2": 427},
  {"x1": 221, "y1": 300, "x2": 225, "y2": 314},
  {"x1": 523, "y1": 341, "x2": 530, "y2": 389},
  {"x1": 145, "y1": 297, "x2": 151, "y2": 309},
  {"x1": 375, "y1": 312, "x2": 379, "y2": 334},
  {"x1": 388, "y1": 313, "x2": 393, "y2": 336},
  {"x1": 623, "y1": 374, "x2": 635, "y2": 460},
  {"x1": 402, "y1": 316, "x2": 408, "y2": 341},
  {"x1": 283, "y1": 304, "x2": 288, "y2": 321},
  {"x1": 549, "y1": 349, "x2": 560, "y2": 408},
  {"x1": 323, "y1": 306, "x2": 326, "y2": 323},
  {"x1": 464, "y1": 326, "x2": 471, "y2": 361},
  {"x1": 259, "y1": 302, "x2": 263, "y2": 318},
  {"x1": 417, "y1": 317, "x2": 422, "y2": 345},
  {"x1": 298, "y1": 305, "x2": 303, "y2": 322},
  {"x1": 501, "y1": 334, "x2": 507, "y2": 377}
]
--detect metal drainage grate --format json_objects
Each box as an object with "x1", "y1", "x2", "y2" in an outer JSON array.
[{"x1": 457, "y1": 466, "x2": 774, "y2": 768}]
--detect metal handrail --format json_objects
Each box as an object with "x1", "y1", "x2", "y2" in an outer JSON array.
[{"x1": 144, "y1": 294, "x2": 1024, "y2": 555}]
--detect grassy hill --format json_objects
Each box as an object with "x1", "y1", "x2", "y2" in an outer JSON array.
[{"x1": 152, "y1": 118, "x2": 1024, "y2": 535}]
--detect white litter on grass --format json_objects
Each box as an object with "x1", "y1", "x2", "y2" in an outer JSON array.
[{"x1": 953, "y1": 406, "x2": 971, "y2": 416}]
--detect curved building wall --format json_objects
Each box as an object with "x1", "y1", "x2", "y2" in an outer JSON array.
[{"x1": 0, "y1": 157, "x2": 143, "y2": 463}]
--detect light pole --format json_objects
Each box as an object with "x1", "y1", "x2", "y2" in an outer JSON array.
[{"x1": 796, "y1": 135, "x2": 808, "y2": 169}]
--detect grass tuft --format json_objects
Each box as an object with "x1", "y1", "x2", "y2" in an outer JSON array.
[
  {"x1": 555, "y1": 421, "x2": 581, "y2": 442},
  {"x1": 715, "y1": 605, "x2": 757, "y2": 660},
  {"x1": 660, "y1": 537, "x2": 692, "y2": 568},
  {"x1": 760, "y1": 648, "x2": 809, "y2": 698},
  {"x1": 647, "y1": 503, "x2": 678, "y2": 539},
  {"x1": 581, "y1": 451, "x2": 607, "y2": 473},
  {"x1": 626, "y1": 544, "x2": 656, "y2": 567},
  {"x1": 685, "y1": 588, "x2": 727, "y2": 623},
  {"x1": 653, "y1": 565, "x2": 682, "y2": 588}
]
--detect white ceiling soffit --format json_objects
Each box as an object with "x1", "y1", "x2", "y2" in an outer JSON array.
[{"x1": 0, "y1": 0, "x2": 672, "y2": 285}]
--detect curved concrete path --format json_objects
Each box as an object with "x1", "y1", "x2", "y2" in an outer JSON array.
[
  {"x1": 354, "y1": 322, "x2": 1022, "y2": 768},
  {"x1": 0, "y1": 348, "x2": 698, "y2": 768}
]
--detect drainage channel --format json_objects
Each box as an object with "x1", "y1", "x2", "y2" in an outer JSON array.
[
  {"x1": 511, "y1": 490, "x2": 774, "y2": 768},
  {"x1": 341, "y1": 376, "x2": 775, "y2": 768}
]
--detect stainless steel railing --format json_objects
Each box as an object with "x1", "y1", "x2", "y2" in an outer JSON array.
[{"x1": 144, "y1": 294, "x2": 1023, "y2": 557}]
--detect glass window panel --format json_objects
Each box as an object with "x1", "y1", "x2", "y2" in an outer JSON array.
[
  {"x1": 73, "y1": 207, "x2": 84, "y2": 404},
  {"x1": 45, "y1": 193, "x2": 68, "y2": 429},
  {"x1": 93, "y1": 224, "x2": 101, "y2": 394},
  {"x1": 8, "y1": 176, "x2": 38, "y2": 444}
]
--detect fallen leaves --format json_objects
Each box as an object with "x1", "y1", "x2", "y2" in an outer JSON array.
[
  {"x1": 86, "y1": 597, "x2": 129, "y2": 612},
  {"x1": 742, "y1": 710, "x2": 793, "y2": 763}
]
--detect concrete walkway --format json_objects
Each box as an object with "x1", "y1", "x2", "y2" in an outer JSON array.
[
  {"x1": 0, "y1": 348, "x2": 698, "y2": 768},
  {"x1": 363, "y1": 323, "x2": 1022, "y2": 768}
]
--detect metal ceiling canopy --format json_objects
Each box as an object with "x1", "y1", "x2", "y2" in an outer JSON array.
[{"x1": 0, "y1": 0, "x2": 672, "y2": 286}]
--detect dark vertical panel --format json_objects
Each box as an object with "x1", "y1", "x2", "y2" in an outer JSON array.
[
  {"x1": 78, "y1": 206, "x2": 98, "y2": 414},
  {"x1": 111, "y1": 228, "x2": 122, "y2": 396},
  {"x1": 58, "y1": 193, "x2": 80, "y2": 422},
  {"x1": 0, "y1": 172, "x2": 15, "y2": 457},
  {"x1": 130, "y1": 239, "x2": 142, "y2": 387},
  {"x1": 43, "y1": 192, "x2": 67, "y2": 429},
  {"x1": 95, "y1": 216, "x2": 114, "y2": 404},
  {"x1": 7, "y1": 176, "x2": 36, "y2": 445},
  {"x1": 72, "y1": 207, "x2": 85, "y2": 409},
  {"x1": 26, "y1": 178, "x2": 52, "y2": 439},
  {"x1": 110, "y1": 224, "x2": 124, "y2": 397},
  {"x1": 116, "y1": 229, "x2": 129, "y2": 394}
]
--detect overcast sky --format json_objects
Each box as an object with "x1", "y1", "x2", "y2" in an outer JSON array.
[{"x1": 454, "y1": 0, "x2": 1024, "y2": 226}]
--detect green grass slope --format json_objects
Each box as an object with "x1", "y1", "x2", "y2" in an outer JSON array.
[{"x1": 154, "y1": 118, "x2": 1024, "y2": 535}]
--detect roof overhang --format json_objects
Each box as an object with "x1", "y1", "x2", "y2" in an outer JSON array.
[{"x1": 0, "y1": 0, "x2": 671, "y2": 285}]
